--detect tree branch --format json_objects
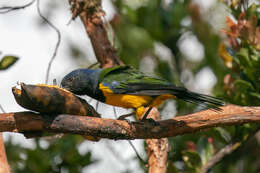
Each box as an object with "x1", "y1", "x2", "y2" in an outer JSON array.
[
  {"x1": 68, "y1": 1, "x2": 167, "y2": 171},
  {"x1": 35, "y1": 0, "x2": 61, "y2": 84},
  {"x1": 146, "y1": 108, "x2": 168, "y2": 173},
  {"x1": 0, "y1": 105, "x2": 259, "y2": 139},
  {"x1": 201, "y1": 126, "x2": 260, "y2": 173},
  {"x1": 0, "y1": 133, "x2": 11, "y2": 173},
  {"x1": 201, "y1": 143, "x2": 239, "y2": 173},
  {"x1": 67, "y1": 0, "x2": 164, "y2": 171},
  {"x1": 68, "y1": 0, "x2": 123, "y2": 68},
  {"x1": 0, "y1": 105, "x2": 11, "y2": 173}
]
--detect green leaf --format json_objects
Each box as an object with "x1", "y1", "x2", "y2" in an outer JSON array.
[
  {"x1": 249, "y1": 92, "x2": 260, "y2": 99},
  {"x1": 0, "y1": 55, "x2": 19, "y2": 70},
  {"x1": 197, "y1": 137, "x2": 214, "y2": 165},
  {"x1": 234, "y1": 79, "x2": 255, "y2": 91},
  {"x1": 182, "y1": 150, "x2": 202, "y2": 173},
  {"x1": 247, "y1": 3, "x2": 260, "y2": 17},
  {"x1": 234, "y1": 124, "x2": 258, "y2": 141},
  {"x1": 167, "y1": 162, "x2": 180, "y2": 173},
  {"x1": 236, "y1": 48, "x2": 252, "y2": 67}
]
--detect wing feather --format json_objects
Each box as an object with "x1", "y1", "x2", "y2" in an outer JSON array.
[{"x1": 99, "y1": 67, "x2": 225, "y2": 110}]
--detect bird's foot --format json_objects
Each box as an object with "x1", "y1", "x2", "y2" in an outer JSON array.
[
  {"x1": 141, "y1": 107, "x2": 153, "y2": 120},
  {"x1": 117, "y1": 112, "x2": 134, "y2": 120},
  {"x1": 140, "y1": 118, "x2": 159, "y2": 126}
]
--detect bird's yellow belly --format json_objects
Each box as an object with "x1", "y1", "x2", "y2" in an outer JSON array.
[
  {"x1": 99, "y1": 83, "x2": 176, "y2": 118},
  {"x1": 99, "y1": 83, "x2": 152, "y2": 108},
  {"x1": 151, "y1": 94, "x2": 176, "y2": 106},
  {"x1": 105, "y1": 93, "x2": 153, "y2": 108},
  {"x1": 99, "y1": 83, "x2": 176, "y2": 108}
]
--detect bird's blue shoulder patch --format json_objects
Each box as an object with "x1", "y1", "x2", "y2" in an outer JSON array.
[{"x1": 101, "y1": 81, "x2": 120, "y2": 89}]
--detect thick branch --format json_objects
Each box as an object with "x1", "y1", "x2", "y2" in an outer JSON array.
[
  {"x1": 0, "y1": 105, "x2": 259, "y2": 139},
  {"x1": 79, "y1": 12, "x2": 123, "y2": 68},
  {"x1": 69, "y1": 0, "x2": 123, "y2": 68},
  {"x1": 68, "y1": 1, "x2": 165, "y2": 171},
  {"x1": 146, "y1": 108, "x2": 168, "y2": 173},
  {"x1": 69, "y1": 2, "x2": 166, "y2": 172},
  {"x1": 70, "y1": 0, "x2": 168, "y2": 170},
  {"x1": 0, "y1": 133, "x2": 10, "y2": 173}
]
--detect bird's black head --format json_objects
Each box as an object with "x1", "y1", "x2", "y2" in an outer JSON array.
[{"x1": 61, "y1": 68, "x2": 102, "y2": 97}]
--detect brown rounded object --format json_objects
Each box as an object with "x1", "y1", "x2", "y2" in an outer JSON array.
[{"x1": 12, "y1": 83, "x2": 99, "y2": 117}]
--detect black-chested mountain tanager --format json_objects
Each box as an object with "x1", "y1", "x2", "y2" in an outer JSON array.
[{"x1": 61, "y1": 66, "x2": 224, "y2": 120}]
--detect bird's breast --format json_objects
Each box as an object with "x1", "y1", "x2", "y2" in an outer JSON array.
[{"x1": 99, "y1": 83, "x2": 152, "y2": 108}]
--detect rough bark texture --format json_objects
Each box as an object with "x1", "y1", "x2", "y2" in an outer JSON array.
[
  {"x1": 0, "y1": 105, "x2": 259, "y2": 139},
  {"x1": 79, "y1": 13, "x2": 123, "y2": 68},
  {"x1": 145, "y1": 108, "x2": 168, "y2": 173},
  {"x1": 0, "y1": 133, "x2": 11, "y2": 173},
  {"x1": 69, "y1": 1, "x2": 166, "y2": 172},
  {"x1": 69, "y1": 0, "x2": 123, "y2": 68}
]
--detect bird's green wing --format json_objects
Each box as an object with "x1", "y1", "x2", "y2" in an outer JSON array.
[
  {"x1": 99, "y1": 66, "x2": 225, "y2": 109},
  {"x1": 99, "y1": 66, "x2": 173, "y2": 95}
]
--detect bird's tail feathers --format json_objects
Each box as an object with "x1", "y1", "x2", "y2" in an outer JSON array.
[
  {"x1": 169, "y1": 86, "x2": 225, "y2": 110},
  {"x1": 117, "y1": 83, "x2": 225, "y2": 110}
]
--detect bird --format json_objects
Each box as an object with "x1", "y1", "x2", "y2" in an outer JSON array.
[{"x1": 61, "y1": 66, "x2": 224, "y2": 120}]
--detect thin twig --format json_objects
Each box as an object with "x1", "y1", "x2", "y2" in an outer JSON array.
[
  {"x1": 0, "y1": 0, "x2": 35, "y2": 14},
  {"x1": 104, "y1": 140, "x2": 129, "y2": 165},
  {"x1": 95, "y1": 101, "x2": 99, "y2": 112},
  {"x1": 0, "y1": 104, "x2": 5, "y2": 113},
  {"x1": 103, "y1": 16, "x2": 116, "y2": 47},
  {"x1": 36, "y1": 0, "x2": 61, "y2": 84},
  {"x1": 112, "y1": 106, "x2": 118, "y2": 119},
  {"x1": 127, "y1": 140, "x2": 146, "y2": 165},
  {"x1": 87, "y1": 62, "x2": 99, "y2": 69},
  {"x1": 113, "y1": 107, "x2": 146, "y2": 164},
  {"x1": 201, "y1": 143, "x2": 239, "y2": 173},
  {"x1": 201, "y1": 126, "x2": 260, "y2": 173}
]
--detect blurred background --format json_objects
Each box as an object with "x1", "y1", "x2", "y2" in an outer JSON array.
[{"x1": 1, "y1": 0, "x2": 260, "y2": 172}]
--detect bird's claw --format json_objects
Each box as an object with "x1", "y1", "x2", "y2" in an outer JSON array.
[
  {"x1": 117, "y1": 112, "x2": 135, "y2": 120},
  {"x1": 117, "y1": 116, "x2": 127, "y2": 120},
  {"x1": 141, "y1": 118, "x2": 159, "y2": 126}
]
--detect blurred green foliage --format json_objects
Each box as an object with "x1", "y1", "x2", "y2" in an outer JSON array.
[
  {"x1": 6, "y1": 135, "x2": 96, "y2": 173},
  {"x1": 112, "y1": 1, "x2": 260, "y2": 173},
  {"x1": 2, "y1": 0, "x2": 260, "y2": 173}
]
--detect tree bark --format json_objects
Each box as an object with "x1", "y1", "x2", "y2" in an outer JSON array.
[
  {"x1": 69, "y1": 1, "x2": 167, "y2": 172},
  {"x1": 69, "y1": 0, "x2": 123, "y2": 68},
  {"x1": 0, "y1": 105, "x2": 259, "y2": 139},
  {"x1": 0, "y1": 133, "x2": 11, "y2": 173},
  {"x1": 145, "y1": 108, "x2": 168, "y2": 173}
]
